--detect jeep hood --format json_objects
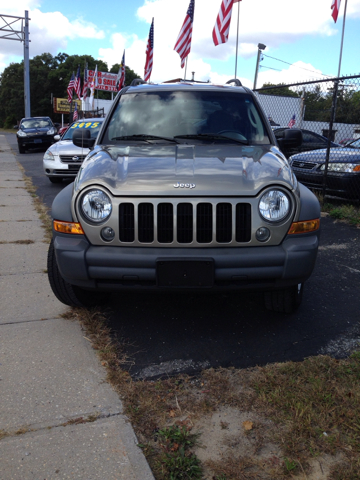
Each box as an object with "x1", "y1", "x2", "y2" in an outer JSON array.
[{"x1": 74, "y1": 144, "x2": 296, "y2": 196}]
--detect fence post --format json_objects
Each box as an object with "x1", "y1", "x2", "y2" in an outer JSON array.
[{"x1": 322, "y1": 79, "x2": 339, "y2": 200}]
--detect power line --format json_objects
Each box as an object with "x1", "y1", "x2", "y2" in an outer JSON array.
[{"x1": 262, "y1": 53, "x2": 333, "y2": 78}]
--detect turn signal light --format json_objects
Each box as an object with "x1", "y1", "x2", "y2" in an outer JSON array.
[
  {"x1": 53, "y1": 220, "x2": 84, "y2": 235},
  {"x1": 288, "y1": 218, "x2": 320, "y2": 235}
]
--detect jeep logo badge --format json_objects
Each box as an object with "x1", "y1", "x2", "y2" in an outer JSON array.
[{"x1": 174, "y1": 182, "x2": 196, "y2": 189}]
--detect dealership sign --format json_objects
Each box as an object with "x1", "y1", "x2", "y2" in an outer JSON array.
[
  {"x1": 88, "y1": 70, "x2": 118, "y2": 92},
  {"x1": 54, "y1": 98, "x2": 81, "y2": 114}
]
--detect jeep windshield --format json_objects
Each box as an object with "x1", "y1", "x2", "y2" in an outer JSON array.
[{"x1": 103, "y1": 90, "x2": 270, "y2": 145}]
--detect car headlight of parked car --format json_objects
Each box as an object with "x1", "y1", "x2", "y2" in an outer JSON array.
[
  {"x1": 43, "y1": 150, "x2": 55, "y2": 161},
  {"x1": 319, "y1": 163, "x2": 360, "y2": 173},
  {"x1": 17, "y1": 130, "x2": 27, "y2": 137},
  {"x1": 80, "y1": 189, "x2": 112, "y2": 223},
  {"x1": 259, "y1": 189, "x2": 291, "y2": 222},
  {"x1": 47, "y1": 127, "x2": 56, "y2": 135}
]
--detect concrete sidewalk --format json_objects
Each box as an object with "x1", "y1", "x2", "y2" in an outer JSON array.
[{"x1": 0, "y1": 135, "x2": 154, "y2": 479}]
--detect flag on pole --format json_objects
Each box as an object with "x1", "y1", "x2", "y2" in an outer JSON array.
[
  {"x1": 74, "y1": 65, "x2": 82, "y2": 100},
  {"x1": 90, "y1": 65, "x2": 98, "y2": 109},
  {"x1": 67, "y1": 72, "x2": 75, "y2": 103},
  {"x1": 288, "y1": 114, "x2": 296, "y2": 128},
  {"x1": 144, "y1": 18, "x2": 154, "y2": 82},
  {"x1": 174, "y1": 0, "x2": 195, "y2": 68},
  {"x1": 331, "y1": 0, "x2": 341, "y2": 22},
  {"x1": 73, "y1": 102, "x2": 78, "y2": 121},
  {"x1": 116, "y1": 50, "x2": 126, "y2": 91},
  {"x1": 212, "y1": 0, "x2": 241, "y2": 46},
  {"x1": 82, "y1": 64, "x2": 89, "y2": 100}
]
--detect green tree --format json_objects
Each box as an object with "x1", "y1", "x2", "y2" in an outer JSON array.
[{"x1": 257, "y1": 83, "x2": 300, "y2": 98}]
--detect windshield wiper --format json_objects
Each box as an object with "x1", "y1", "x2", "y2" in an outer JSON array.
[
  {"x1": 174, "y1": 133, "x2": 248, "y2": 145},
  {"x1": 112, "y1": 134, "x2": 179, "y2": 143}
]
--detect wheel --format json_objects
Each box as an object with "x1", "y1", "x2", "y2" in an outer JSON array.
[
  {"x1": 49, "y1": 177, "x2": 63, "y2": 184},
  {"x1": 47, "y1": 239, "x2": 108, "y2": 307},
  {"x1": 264, "y1": 283, "x2": 304, "y2": 314},
  {"x1": 18, "y1": 144, "x2": 26, "y2": 154}
]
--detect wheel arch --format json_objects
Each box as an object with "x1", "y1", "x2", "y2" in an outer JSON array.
[{"x1": 51, "y1": 182, "x2": 74, "y2": 221}]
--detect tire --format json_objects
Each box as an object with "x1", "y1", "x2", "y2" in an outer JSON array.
[
  {"x1": 47, "y1": 239, "x2": 108, "y2": 308},
  {"x1": 264, "y1": 283, "x2": 304, "y2": 314},
  {"x1": 49, "y1": 177, "x2": 63, "y2": 184},
  {"x1": 18, "y1": 144, "x2": 26, "y2": 154}
]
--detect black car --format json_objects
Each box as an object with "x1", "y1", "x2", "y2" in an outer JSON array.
[
  {"x1": 273, "y1": 127, "x2": 339, "y2": 158},
  {"x1": 16, "y1": 116, "x2": 57, "y2": 154},
  {"x1": 289, "y1": 138, "x2": 360, "y2": 200}
]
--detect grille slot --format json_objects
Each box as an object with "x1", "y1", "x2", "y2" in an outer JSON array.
[
  {"x1": 60, "y1": 155, "x2": 86, "y2": 163},
  {"x1": 292, "y1": 161, "x2": 317, "y2": 170},
  {"x1": 119, "y1": 200, "x2": 252, "y2": 246}
]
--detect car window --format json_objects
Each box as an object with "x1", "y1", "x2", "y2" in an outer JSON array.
[
  {"x1": 64, "y1": 120, "x2": 103, "y2": 140},
  {"x1": 103, "y1": 90, "x2": 270, "y2": 145},
  {"x1": 347, "y1": 138, "x2": 360, "y2": 148},
  {"x1": 302, "y1": 132, "x2": 326, "y2": 145}
]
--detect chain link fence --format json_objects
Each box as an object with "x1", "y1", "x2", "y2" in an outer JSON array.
[{"x1": 255, "y1": 75, "x2": 360, "y2": 202}]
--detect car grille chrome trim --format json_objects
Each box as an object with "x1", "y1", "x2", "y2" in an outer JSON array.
[
  {"x1": 60, "y1": 155, "x2": 86, "y2": 163},
  {"x1": 118, "y1": 200, "x2": 252, "y2": 245},
  {"x1": 292, "y1": 160, "x2": 318, "y2": 170}
]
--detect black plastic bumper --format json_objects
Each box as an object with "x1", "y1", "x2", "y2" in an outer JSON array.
[{"x1": 53, "y1": 232, "x2": 320, "y2": 292}]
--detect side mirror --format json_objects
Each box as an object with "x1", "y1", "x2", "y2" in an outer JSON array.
[
  {"x1": 54, "y1": 135, "x2": 61, "y2": 141},
  {"x1": 72, "y1": 128, "x2": 95, "y2": 149},
  {"x1": 277, "y1": 129, "x2": 302, "y2": 150},
  {"x1": 14, "y1": 125, "x2": 18, "y2": 129}
]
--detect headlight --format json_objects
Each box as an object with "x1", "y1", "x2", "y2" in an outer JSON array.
[
  {"x1": 320, "y1": 163, "x2": 360, "y2": 173},
  {"x1": 81, "y1": 189, "x2": 112, "y2": 223},
  {"x1": 47, "y1": 127, "x2": 56, "y2": 135},
  {"x1": 259, "y1": 189, "x2": 291, "y2": 222},
  {"x1": 17, "y1": 130, "x2": 27, "y2": 137},
  {"x1": 43, "y1": 150, "x2": 55, "y2": 161}
]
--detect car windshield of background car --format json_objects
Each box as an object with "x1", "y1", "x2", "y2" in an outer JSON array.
[
  {"x1": 64, "y1": 120, "x2": 103, "y2": 141},
  {"x1": 104, "y1": 91, "x2": 270, "y2": 145},
  {"x1": 347, "y1": 138, "x2": 360, "y2": 148}
]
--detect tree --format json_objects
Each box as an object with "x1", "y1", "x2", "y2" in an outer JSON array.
[{"x1": 257, "y1": 83, "x2": 300, "y2": 98}]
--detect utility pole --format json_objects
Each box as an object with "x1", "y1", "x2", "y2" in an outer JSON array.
[
  {"x1": 253, "y1": 43, "x2": 266, "y2": 90},
  {"x1": 0, "y1": 11, "x2": 31, "y2": 117}
]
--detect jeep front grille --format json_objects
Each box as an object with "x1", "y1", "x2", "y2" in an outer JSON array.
[{"x1": 118, "y1": 201, "x2": 251, "y2": 245}]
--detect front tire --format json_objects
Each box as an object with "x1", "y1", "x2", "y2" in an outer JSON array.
[
  {"x1": 49, "y1": 176, "x2": 63, "y2": 184},
  {"x1": 264, "y1": 283, "x2": 304, "y2": 314},
  {"x1": 47, "y1": 239, "x2": 108, "y2": 307}
]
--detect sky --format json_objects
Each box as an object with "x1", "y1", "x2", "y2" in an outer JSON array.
[{"x1": 1, "y1": 0, "x2": 360, "y2": 90}]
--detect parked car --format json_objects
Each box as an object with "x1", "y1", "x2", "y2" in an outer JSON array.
[
  {"x1": 57, "y1": 124, "x2": 69, "y2": 136},
  {"x1": 47, "y1": 79, "x2": 320, "y2": 313},
  {"x1": 43, "y1": 118, "x2": 104, "y2": 183},
  {"x1": 339, "y1": 137, "x2": 356, "y2": 146},
  {"x1": 272, "y1": 127, "x2": 339, "y2": 158},
  {"x1": 16, "y1": 116, "x2": 57, "y2": 153},
  {"x1": 289, "y1": 137, "x2": 360, "y2": 200}
]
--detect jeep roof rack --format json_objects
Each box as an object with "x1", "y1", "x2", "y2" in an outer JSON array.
[{"x1": 226, "y1": 78, "x2": 242, "y2": 86}]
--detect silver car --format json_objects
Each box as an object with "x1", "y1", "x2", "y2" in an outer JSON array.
[
  {"x1": 43, "y1": 118, "x2": 104, "y2": 183},
  {"x1": 48, "y1": 80, "x2": 321, "y2": 313}
]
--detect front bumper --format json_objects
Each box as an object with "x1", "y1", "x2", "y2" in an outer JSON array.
[
  {"x1": 53, "y1": 232, "x2": 320, "y2": 291},
  {"x1": 18, "y1": 136, "x2": 54, "y2": 148},
  {"x1": 293, "y1": 169, "x2": 360, "y2": 199}
]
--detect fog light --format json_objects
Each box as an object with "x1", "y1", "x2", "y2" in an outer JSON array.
[
  {"x1": 101, "y1": 226, "x2": 115, "y2": 242},
  {"x1": 256, "y1": 227, "x2": 270, "y2": 242}
]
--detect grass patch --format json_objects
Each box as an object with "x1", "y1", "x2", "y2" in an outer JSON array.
[
  {"x1": 315, "y1": 194, "x2": 360, "y2": 227},
  {"x1": 64, "y1": 307, "x2": 360, "y2": 479}
]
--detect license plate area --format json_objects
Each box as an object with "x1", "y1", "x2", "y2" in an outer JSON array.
[
  {"x1": 34, "y1": 139, "x2": 42, "y2": 143},
  {"x1": 156, "y1": 259, "x2": 214, "y2": 288}
]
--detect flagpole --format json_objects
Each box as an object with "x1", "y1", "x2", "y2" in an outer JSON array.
[
  {"x1": 184, "y1": 57, "x2": 188, "y2": 81},
  {"x1": 337, "y1": 0, "x2": 348, "y2": 78},
  {"x1": 234, "y1": 1, "x2": 240, "y2": 79}
]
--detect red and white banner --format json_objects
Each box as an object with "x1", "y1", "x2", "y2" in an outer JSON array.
[{"x1": 88, "y1": 70, "x2": 118, "y2": 92}]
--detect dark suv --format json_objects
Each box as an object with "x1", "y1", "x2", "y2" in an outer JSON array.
[
  {"x1": 48, "y1": 79, "x2": 320, "y2": 313},
  {"x1": 16, "y1": 116, "x2": 57, "y2": 153}
]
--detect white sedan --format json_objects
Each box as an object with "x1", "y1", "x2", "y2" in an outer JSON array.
[{"x1": 43, "y1": 118, "x2": 104, "y2": 183}]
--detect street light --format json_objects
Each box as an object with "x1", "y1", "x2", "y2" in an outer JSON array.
[{"x1": 253, "y1": 43, "x2": 266, "y2": 90}]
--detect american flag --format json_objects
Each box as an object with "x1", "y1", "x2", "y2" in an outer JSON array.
[
  {"x1": 144, "y1": 18, "x2": 154, "y2": 82},
  {"x1": 288, "y1": 114, "x2": 296, "y2": 128},
  {"x1": 212, "y1": 0, "x2": 241, "y2": 46},
  {"x1": 331, "y1": 0, "x2": 341, "y2": 22},
  {"x1": 116, "y1": 50, "x2": 126, "y2": 91},
  {"x1": 67, "y1": 72, "x2": 75, "y2": 103},
  {"x1": 174, "y1": 0, "x2": 195, "y2": 69},
  {"x1": 82, "y1": 64, "x2": 89, "y2": 100},
  {"x1": 74, "y1": 65, "x2": 82, "y2": 100},
  {"x1": 73, "y1": 102, "x2": 78, "y2": 121}
]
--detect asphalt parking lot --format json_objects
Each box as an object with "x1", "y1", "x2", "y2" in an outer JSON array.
[{"x1": 7, "y1": 133, "x2": 360, "y2": 380}]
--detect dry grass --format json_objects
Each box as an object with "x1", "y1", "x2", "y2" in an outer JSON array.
[{"x1": 64, "y1": 307, "x2": 360, "y2": 479}]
